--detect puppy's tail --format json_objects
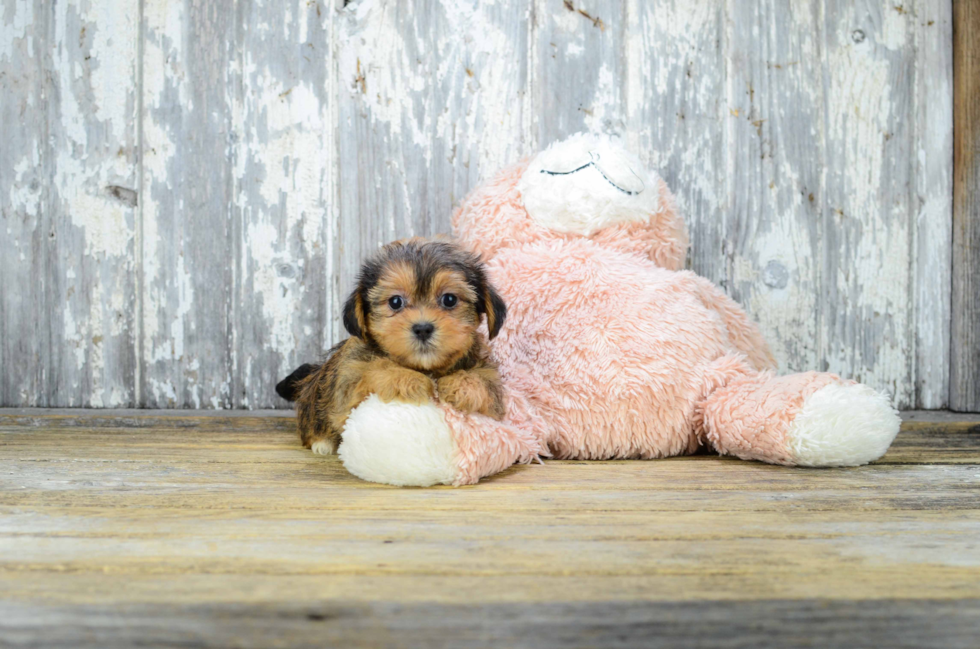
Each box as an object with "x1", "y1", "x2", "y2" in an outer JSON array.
[{"x1": 275, "y1": 363, "x2": 319, "y2": 401}]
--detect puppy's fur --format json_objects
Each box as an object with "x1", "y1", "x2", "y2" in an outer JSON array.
[{"x1": 276, "y1": 238, "x2": 507, "y2": 455}]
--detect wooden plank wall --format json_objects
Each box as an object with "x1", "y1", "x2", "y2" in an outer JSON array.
[
  {"x1": 0, "y1": 0, "x2": 958, "y2": 410},
  {"x1": 952, "y1": 0, "x2": 980, "y2": 412}
]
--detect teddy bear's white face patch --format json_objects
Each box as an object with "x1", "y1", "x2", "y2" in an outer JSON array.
[{"x1": 517, "y1": 133, "x2": 660, "y2": 236}]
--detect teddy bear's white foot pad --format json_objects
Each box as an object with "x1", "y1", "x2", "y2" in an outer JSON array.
[
  {"x1": 787, "y1": 383, "x2": 901, "y2": 467},
  {"x1": 338, "y1": 395, "x2": 459, "y2": 487}
]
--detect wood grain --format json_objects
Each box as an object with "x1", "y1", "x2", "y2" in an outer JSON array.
[
  {"x1": 724, "y1": 0, "x2": 821, "y2": 375},
  {"x1": 952, "y1": 0, "x2": 980, "y2": 411},
  {"x1": 0, "y1": 1, "x2": 961, "y2": 409},
  {"x1": 2, "y1": 599, "x2": 979, "y2": 649},
  {"x1": 140, "y1": 0, "x2": 337, "y2": 409},
  {"x1": 234, "y1": 1, "x2": 337, "y2": 408},
  {"x1": 0, "y1": 410, "x2": 979, "y2": 646},
  {"x1": 140, "y1": 0, "x2": 238, "y2": 408},
  {"x1": 625, "y1": 0, "x2": 726, "y2": 283},
  {"x1": 0, "y1": 1, "x2": 47, "y2": 408},
  {"x1": 336, "y1": 0, "x2": 530, "y2": 308},
  {"x1": 915, "y1": 0, "x2": 954, "y2": 408},
  {"x1": 1, "y1": 1, "x2": 140, "y2": 407},
  {"x1": 820, "y1": 0, "x2": 916, "y2": 404},
  {"x1": 532, "y1": 0, "x2": 626, "y2": 145}
]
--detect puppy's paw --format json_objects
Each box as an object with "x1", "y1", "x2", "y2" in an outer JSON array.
[
  {"x1": 373, "y1": 368, "x2": 435, "y2": 405},
  {"x1": 437, "y1": 372, "x2": 498, "y2": 418},
  {"x1": 310, "y1": 438, "x2": 337, "y2": 456}
]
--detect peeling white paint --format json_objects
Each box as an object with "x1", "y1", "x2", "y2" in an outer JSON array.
[
  {"x1": 338, "y1": 0, "x2": 427, "y2": 149},
  {"x1": 61, "y1": 305, "x2": 87, "y2": 384},
  {"x1": 0, "y1": 1, "x2": 35, "y2": 61},
  {"x1": 86, "y1": 1, "x2": 138, "y2": 128},
  {"x1": 582, "y1": 63, "x2": 619, "y2": 136},
  {"x1": 880, "y1": 6, "x2": 909, "y2": 50},
  {"x1": 244, "y1": 221, "x2": 297, "y2": 359},
  {"x1": 823, "y1": 8, "x2": 912, "y2": 404},
  {"x1": 8, "y1": 155, "x2": 41, "y2": 219},
  {"x1": 435, "y1": 0, "x2": 529, "y2": 174},
  {"x1": 63, "y1": 184, "x2": 132, "y2": 258},
  {"x1": 913, "y1": 2, "x2": 953, "y2": 408}
]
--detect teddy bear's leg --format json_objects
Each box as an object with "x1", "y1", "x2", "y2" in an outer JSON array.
[
  {"x1": 338, "y1": 395, "x2": 543, "y2": 487},
  {"x1": 696, "y1": 360, "x2": 900, "y2": 467}
]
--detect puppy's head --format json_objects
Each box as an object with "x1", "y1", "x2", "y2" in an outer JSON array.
[{"x1": 342, "y1": 238, "x2": 506, "y2": 372}]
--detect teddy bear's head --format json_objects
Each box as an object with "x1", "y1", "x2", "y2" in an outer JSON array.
[{"x1": 452, "y1": 133, "x2": 688, "y2": 270}]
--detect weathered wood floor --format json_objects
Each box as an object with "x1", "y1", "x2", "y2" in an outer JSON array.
[{"x1": 1, "y1": 410, "x2": 979, "y2": 648}]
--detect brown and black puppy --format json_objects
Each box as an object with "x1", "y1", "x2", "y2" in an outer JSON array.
[{"x1": 276, "y1": 238, "x2": 507, "y2": 455}]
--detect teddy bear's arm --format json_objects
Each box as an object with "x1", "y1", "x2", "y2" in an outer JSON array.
[
  {"x1": 338, "y1": 393, "x2": 544, "y2": 487},
  {"x1": 690, "y1": 275, "x2": 777, "y2": 371}
]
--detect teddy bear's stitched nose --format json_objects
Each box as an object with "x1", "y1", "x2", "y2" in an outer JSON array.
[{"x1": 538, "y1": 150, "x2": 646, "y2": 197}]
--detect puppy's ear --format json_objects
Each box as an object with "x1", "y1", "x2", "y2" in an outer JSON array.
[
  {"x1": 342, "y1": 289, "x2": 368, "y2": 340},
  {"x1": 481, "y1": 283, "x2": 507, "y2": 339}
]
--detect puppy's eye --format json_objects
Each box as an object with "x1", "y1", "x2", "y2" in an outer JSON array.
[
  {"x1": 388, "y1": 296, "x2": 404, "y2": 311},
  {"x1": 439, "y1": 294, "x2": 458, "y2": 309}
]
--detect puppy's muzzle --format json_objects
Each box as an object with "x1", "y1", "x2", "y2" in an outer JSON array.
[{"x1": 411, "y1": 322, "x2": 435, "y2": 342}]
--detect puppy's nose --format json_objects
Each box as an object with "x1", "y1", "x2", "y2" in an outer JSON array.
[{"x1": 412, "y1": 322, "x2": 435, "y2": 342}]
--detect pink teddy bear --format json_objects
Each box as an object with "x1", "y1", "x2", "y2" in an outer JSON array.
[{"x1": 336, "y1": 134, "x2": 901, "y2": 486}]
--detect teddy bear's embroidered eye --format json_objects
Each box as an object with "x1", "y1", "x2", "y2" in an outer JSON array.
[
  {"x1": 439, "y1": 294, "x2": 458, "y2": 309},
  {"x1": 388, "y1": 296, "x2": 404, "y2": 311}
]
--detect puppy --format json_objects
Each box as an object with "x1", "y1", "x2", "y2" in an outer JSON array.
[{"x1": 276, "y1": 238, "x2": 507, "y2": 455}]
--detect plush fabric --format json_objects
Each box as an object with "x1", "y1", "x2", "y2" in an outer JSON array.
[
  {"x1": 339, "y1": 396, "x2": 459, "y2": 487},
  {"x1": 786, "y1": 382, "x2": 901, "y2": 466},
  {"x1": 518, "y1": 133, "x2": 662, "y2": 235},
  {"x1": 451, "y1": 159, "x2": 689, "y2": 271},
  {"x1": 337, "y1": 135, "x2": 901, "y2": 487}
]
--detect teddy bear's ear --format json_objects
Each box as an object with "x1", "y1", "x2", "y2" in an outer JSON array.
[
  {"x1": 481, "y1": 284, "x2": 507, "y2": 339},
  {"x1": 342, "y1": 289, "x2": 368, "y2": 340}
]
